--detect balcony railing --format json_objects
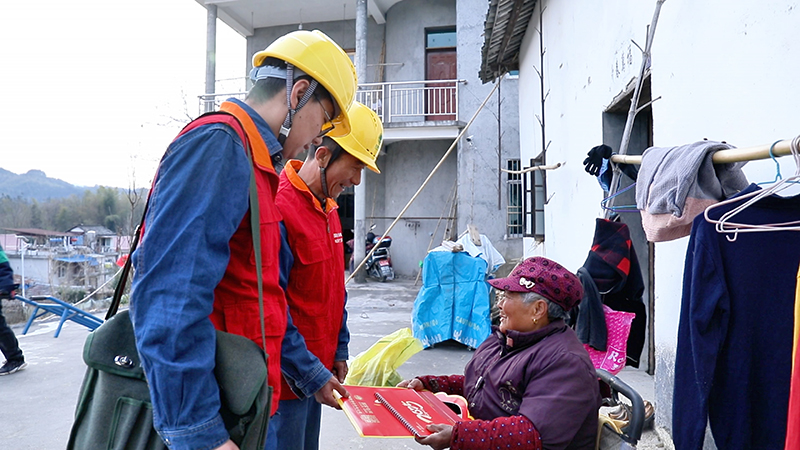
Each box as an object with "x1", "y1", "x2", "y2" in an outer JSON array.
[
  {"x1": 355, "y1": 79, "x2": 466, "y2": 124},
  {"x1": 199, "y1": 91, "x2": 246, "y2": 114},
  {"x1": 198, "y1": 79, "x2": 467, "y2": 125}
]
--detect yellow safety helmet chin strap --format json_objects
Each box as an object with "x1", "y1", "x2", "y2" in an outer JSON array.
[
  {"x1": 318, "y1": 102, "x2": 384, "y2": 199},
  {"x1": 317, "y1": 153, "x2": 334, "y2": 201},
  {"x1": 250, "y1": 63, "x2": 319, "y2": 145},
  {"x1": 280, "y1": 64, "x2": 321, "y2": 145},
  {"x1": 317, "y1": 138, "x2": 342, "y2": 200}
]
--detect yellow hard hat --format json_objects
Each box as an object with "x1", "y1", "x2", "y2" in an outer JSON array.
[
  {"x1": 332, "y1": 102, "x2": 383, "y2": 173},
  {"x1": 252, "y1": 30, "x2": 357, "y2": 138}
]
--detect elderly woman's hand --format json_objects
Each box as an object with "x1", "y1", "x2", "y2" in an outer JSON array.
[
  {"x1": 415, "y1": 424, "x2": 453, "y2": 450},
  {"x1": 396, "y1": 378, "x2": 425, "y2": 390}
]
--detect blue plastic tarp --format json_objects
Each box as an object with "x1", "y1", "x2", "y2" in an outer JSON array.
[
  {"x1": 55, "y1": 255, "x2": 99, "y2": 266},
  {"x1": 412, "y1": 251, "x2": 491, "y2": 349}
]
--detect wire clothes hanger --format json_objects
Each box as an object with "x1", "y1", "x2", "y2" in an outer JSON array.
[
  {"x1": 703, "y1": 135, "x2": 800, "y2": 241},
  {"x1": 754, "y1": 140, "x2": 800, "y2": 187},
  {"x1": 600, "y1": 182, "x2": 639, "y2": 214}
]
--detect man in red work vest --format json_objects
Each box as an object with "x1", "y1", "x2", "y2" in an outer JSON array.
[{"x1": 269, "y1": 102, "x2": 383, "y2": 450}]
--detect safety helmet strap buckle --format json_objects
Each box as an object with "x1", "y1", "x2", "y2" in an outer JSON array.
[{"x1": 278, "y1": 64, "x2": 319, "y2": 145}]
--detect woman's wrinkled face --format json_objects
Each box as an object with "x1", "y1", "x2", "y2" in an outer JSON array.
[{"x1": 497, "y1": 291, "x2": 537, "y2": 333}]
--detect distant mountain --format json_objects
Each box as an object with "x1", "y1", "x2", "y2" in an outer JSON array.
[{"x1": 0, "y1": 168, "x2": 98, "y2": 201}]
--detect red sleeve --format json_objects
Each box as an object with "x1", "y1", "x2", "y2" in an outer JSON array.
[
  {"x1": 451, "y1": 416, "x2": 542, "y2": 450},
  {"x1": 416, "y1": 375, "x2": 465, "y2": 396}
]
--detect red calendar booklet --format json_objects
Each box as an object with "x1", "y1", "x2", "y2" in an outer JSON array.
[{"x1": 338, "y1": 385, "x2": 468, "y2": 438}]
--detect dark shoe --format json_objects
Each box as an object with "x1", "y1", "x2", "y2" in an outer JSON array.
[{"x1": 0, "y1": 360, "x2": 27, "y2": 375}]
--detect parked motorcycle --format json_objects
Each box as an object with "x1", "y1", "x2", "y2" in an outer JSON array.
[{"x1": 365, "y1": 231, "x2": 395, "y2": 282}]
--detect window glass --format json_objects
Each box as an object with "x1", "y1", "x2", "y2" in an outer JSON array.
[
  {"x1": 523, "y1": 157, "x2": 546, "y2": 240},
  {"x1": 506, "y1": 159, "x2": 523, "y2": 237},
  {"x1": 427, "y1": 29, "x2": 456, "y2": 48},
  {"x1": 534, "y1": 211, "x2": 545, "y2": 237}
]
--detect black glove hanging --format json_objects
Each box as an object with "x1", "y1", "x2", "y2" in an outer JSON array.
[{"x1": 583, "y1": 144, "x2": 613, "y2": 176}]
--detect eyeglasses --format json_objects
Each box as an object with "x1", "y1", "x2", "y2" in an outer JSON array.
[{"x1": 315, "y1": 93, "x2": 336, "y2": 138}]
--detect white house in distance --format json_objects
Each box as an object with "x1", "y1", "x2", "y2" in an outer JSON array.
[
  {"x1": 67, "y1": 225, "x2": 118, "y2": 254},
  {"x1": 480, "y1": 0, "x2": 800, "y2": 446},
  {"x1": 1, "y1": 226, "x2": 129, "y2": 296}
]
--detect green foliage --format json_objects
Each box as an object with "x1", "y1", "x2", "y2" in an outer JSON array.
[
  {"x1": 0, "y1": 194, "x2": 31, "y2": 228},
  {"x1": 54, "y1": 205, "x2": 78, "y2": 232},
  {"x1": 0, "y1": 188, "x2": 147, "y2": 235},
  {"x1": 30, "y1": 201, "x2": 42, "y2": 228},
  {"x1": 104, "y1": 215, "x2": 122, "y2": 232},
  {"x1": 97, "y1": 187, "x2": 119, "y2": 223},
  {"x1": 56, "y1": 287, "x2": 88, "y2": 304}
]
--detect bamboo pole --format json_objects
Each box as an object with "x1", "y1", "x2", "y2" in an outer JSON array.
[
  {"x1": 610, "y1": 136, "x2": 800, "y2": 165},
  {"x1": 604, "y1": 0, "x2": 665, "y2": 218},
  {"x1": 414, "y1": 180, "x2": 457, "y2": 287},
  {"x1": 346, "y1": 81, "x2": 501, "y2": 285}
]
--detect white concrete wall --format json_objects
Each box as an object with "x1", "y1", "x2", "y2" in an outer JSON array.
[
  {"x1": 518, "y1": 0, "x2": 657, "y2": 268},
  {"x1": 384, "y1": 0, "x2": 456, "y2": 83},
  {"x1": 6, "y1": 255, "x2": 51, "y2": 288},
  {"x1": 457, "y1": 0, "x2": 523, "y2": 264},
  {"x1": 370, "y1": 139, "x2": 458, "y2": 277},
  {"x1": 517, "y1": 0, "x2": 800, "y2": 441}
]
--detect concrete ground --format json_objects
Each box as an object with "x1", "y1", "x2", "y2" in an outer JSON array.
[{"x1": 0, "y1": 278, "x2": 664, "y2": 449}]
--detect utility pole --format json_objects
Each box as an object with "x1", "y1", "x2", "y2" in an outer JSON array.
[
  {"x1": 204, "y1": 4, "x2": 217, "y2": 113},
  {"x1": 18, "y1": 237, "x2": 28, "y2": 298},
  {"x1": 353, "y1": 0, "x2": 368, "y2": 282}
]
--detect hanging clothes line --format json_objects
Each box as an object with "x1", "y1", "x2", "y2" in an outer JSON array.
[{"x1": 610, "y1": 135, "x2": 800, "y2": 165}]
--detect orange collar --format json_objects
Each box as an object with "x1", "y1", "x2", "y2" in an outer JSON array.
[
  {"x1": 284, "y1": 160, "x2": 338, "y2": 212},
  {"x1": 219, "y1": 101, "x2": 275, "y2": 170}
]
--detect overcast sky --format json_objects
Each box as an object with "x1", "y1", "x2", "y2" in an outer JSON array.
[{"x1": 0, "y1": 0, "x2": 245, "y2": 188}]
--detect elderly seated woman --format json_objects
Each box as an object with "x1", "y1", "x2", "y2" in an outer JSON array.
[{"x1": 398, "y1": 256, "x2": 601, "y2": 450}]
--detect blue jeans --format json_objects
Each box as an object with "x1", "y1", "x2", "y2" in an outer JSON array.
[
  {"x1": 265, "y1": 396, "x2": 322, "y2": 450},
  {"x1": 0, "y1": 298, "x2": 23, "y2": 364}
]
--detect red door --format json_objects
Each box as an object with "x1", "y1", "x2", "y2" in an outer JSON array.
[{"x1": 426, "y1": 50, "x2": 457, "y2": 121}]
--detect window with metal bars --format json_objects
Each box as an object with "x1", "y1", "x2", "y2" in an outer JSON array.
[
  {"x1": 506, "y1": 159, "x2": 523, "y2": 237},
  {"x1": 523, "y1": 157, "x2": 545, "y2": 240}
]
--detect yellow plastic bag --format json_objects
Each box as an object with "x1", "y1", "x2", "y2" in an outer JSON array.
[{"x1": 344, "y1": 328, "x2": 423, "y2": 387}]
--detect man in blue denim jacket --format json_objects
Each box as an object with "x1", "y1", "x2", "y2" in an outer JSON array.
[{"x1": 131, "y1": 30, "x2": 357, "y2": 450}]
